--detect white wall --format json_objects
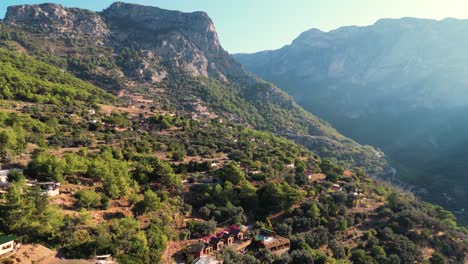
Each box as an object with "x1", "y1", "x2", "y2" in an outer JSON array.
[{"x1": 0, "y1": 241, "x2": 14, "y2": 256}]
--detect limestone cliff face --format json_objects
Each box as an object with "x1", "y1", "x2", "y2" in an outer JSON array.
[
  {"x1": 4, "y1": 2, "x2": 245, "y2": 82},
  {"x1": 5, "y1": 3, "x2": 110, "y2": 38},
  {"x1": 101, "y1": 2, "x2": 242, "y2": 81}
]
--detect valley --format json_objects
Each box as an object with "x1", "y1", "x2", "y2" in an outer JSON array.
[
  {"x1": 235, "y1": 18, "x2": 468, "y2": 224},
  {"x1": 0, "y1": 3, "x2": 466, "y2": 264}
]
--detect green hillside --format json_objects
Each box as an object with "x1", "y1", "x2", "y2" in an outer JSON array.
[
  {"x1": 0, "y1": 48, "x2": 114, "y2": 105},
  {"x1": 0, "y1": 4, "x2": 465, "y2": 264},
  {"x1": 0, "y1": 18, "x2": 386, "y2": 175}
]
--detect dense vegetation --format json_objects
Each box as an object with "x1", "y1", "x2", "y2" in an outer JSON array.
[
  {"x1": 0, "y1": 48, "x2": 114, "y2": 105},
  {"x1": 160, "y1": 76, "x2": 386, "y2": 174},
  {"x1": 0, "y1": 96, "x2": 466, "y2": 263},
  {"x1": 0, "y1": 5, "x2": 466, "y2": 264}
]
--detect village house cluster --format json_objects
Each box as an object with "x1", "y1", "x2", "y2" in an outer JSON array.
[{"x1": 189, "y1": 226, "x2": 290, "y2": 263}]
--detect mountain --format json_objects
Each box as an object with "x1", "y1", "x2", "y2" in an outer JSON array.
[
  {"x1": 234, "y1": 17, "x2": 468, "y2": 222},
  {"x1": 0, "y1": 4, "x2": 466, "y2": 263},
  {"x1": 0, "y1": 2, "x2": 386, "y2": 173}
]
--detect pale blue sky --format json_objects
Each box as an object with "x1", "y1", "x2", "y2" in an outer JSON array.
[{"x1": 1, "y1": 0, "x2": 468, "y2": 53}]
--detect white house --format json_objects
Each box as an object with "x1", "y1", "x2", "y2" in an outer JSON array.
[
  {"x1": 27, "y1": 182, "x2": 61, "y2": 197},
  {"x1": 0, "y1": 236, "x2": 17, "y2": 256},
  {"x1": 0, "y1": 170, "x2": 10, "y2": 188},
  {"x1": 36, "y1": 182, "x2": 61, "y2": 197},
  {"x1": 0, "y1": 170, "x2": 9, "y2": 183}
]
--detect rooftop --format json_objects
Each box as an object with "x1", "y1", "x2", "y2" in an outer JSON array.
[
  {"x1": 0, "y1": 235, "x2": 17, "y2": 244},
  {"x1": 193, "y1": 256, "x2": 220, "y2": 264}
]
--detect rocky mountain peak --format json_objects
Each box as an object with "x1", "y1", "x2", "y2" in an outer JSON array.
[
  {"x1": 3, "y1": 2, "x2": 243, "y2": 81},
  {"x1": 4, "y1": 3, "x2": 109, "y2": 37},
  {"x1": 101, "y1": 2, "x2": 246, "y2": 82},
  {"x1": 102, "y1": 2, "x2": 220, "y2": 52},
  {"x1": 5, "y1": 3, "x2": 65, "y2": 22}
]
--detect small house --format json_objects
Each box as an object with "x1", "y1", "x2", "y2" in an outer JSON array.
[
  {"x1": 0, "y1": 170, "x2": 9, "y2": 183},
  {"x1": 204, "y1": 244, "x2": 214, "y2": 255},
  {"x1": 256, "y1": 229, "x2": 290, "y2": 255},
  {"x1": 220, "y1": 232, "x2": 234, "y2": 246},
  {"x1": 0, "y1": 236, "x2": 17, "y2": 256},
  {"x1": 329, "y1": 184, "x2": 342, "y2": 192},
  {"x1": 227, "y1": 225, "x2": 246, "y2": 241},
  {"x1": 29, "y1": 182, "x2": 61, "y2": 197}
]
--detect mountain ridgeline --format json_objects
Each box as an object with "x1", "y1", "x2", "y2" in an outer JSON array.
[
  {"x1": 234, "y1": 17, "x2": 468, "y2": 223},
  {"x1": 0, "y1": 2, "x2": 385, "y2": 173},
  {"x1": 0, "y1": 3, "x2": 467, "y2": 263}
]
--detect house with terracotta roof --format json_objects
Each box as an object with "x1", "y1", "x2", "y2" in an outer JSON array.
[{"x1": 194, "y1": 225, "x2": 250, "y2": 256}]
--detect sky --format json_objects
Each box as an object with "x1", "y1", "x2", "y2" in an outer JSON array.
[{"x1": 1, "y1": 0, "x2": 468, "y2": 53}]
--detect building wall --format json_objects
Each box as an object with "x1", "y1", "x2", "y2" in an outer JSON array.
[
  {"x1": 47, "y1": 188, "x2": 60, "y2": 197},
  {"x1": 0, "y1": 241, "x2": 14, "y2": 256}
]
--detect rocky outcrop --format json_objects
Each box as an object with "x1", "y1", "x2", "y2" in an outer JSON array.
[
  {"x1": 3, "y1": 2, "x2": 246, "y2": 81},
  {"x1": 102, "y1": 2, "x2": 221, "y2": 52},
  {"x1": 5, "y1": 3, "x2": 110, "y2": 38},
  {"x1": 101, "y1": 2, "x2": 244, "y2": 81}
]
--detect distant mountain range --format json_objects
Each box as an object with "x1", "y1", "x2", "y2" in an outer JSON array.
[{"x1": 234, "y1": 17, "x2": 468, "y2": 222}]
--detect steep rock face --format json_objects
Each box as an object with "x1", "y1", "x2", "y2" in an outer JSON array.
[
  {"x1": 101, "y1": 2, "x2": 242, "y2": 81},
  {"x1": 5, "y1": 3, "x2": 110, "y2": 38},
  {"x1": 103, "y1": 2, "x2": 221, "y2": 52},
  {"x1": 4, "y1": 2, "x2": 245, "y2": 82}
]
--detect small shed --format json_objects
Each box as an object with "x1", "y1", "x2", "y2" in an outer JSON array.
[
  {"x1": 0, "y1": 170, "x2": 9, "y2": 183},
  {"x1": 0, "y1": 236, "x2": 17, "y2": 256}
]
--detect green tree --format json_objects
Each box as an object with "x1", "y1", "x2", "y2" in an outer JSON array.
[
  {"x1": 146, "y1": 224, "x2": 168, "y2": 263},
  {"x1": 25, "y1": 150, "x2": 67, "y2": 182},
  {"x1": 429, "y1": 252, "x2": 445, "y2": 264},
  {"x1": 134, "y1": 190, "x2": 162, "y2": 215},
  {"x1": 150, "y1": 158, "x2": 181, "y2": 187},
  {"x1": 7, "y1": 169, "x2": 25, "y2": 183},
  {"x1": 218, "y1": 162, "x2": 246, "y2": 185},
  {"x1": 74, "y1": 189, "x2": 102, "y2": 210}
]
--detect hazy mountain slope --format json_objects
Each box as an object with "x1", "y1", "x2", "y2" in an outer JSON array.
[
  {"x1": 234, "y1": 17, "x2": 468, "y2": 222},
  {"x1": 0, "y1": 2, "x2": 385, "y2": 173}
]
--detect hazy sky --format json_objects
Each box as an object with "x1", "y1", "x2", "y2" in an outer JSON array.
[{"x1": 1, "y1": 0, "x2": 468, "y2": 53}]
